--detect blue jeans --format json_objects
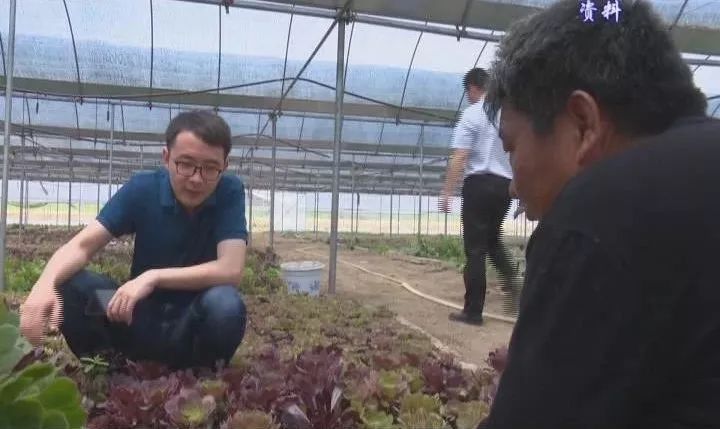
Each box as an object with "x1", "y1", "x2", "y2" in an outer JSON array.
[{"x1": 59, "y1": 270, "x2": 247, "y2": 369}]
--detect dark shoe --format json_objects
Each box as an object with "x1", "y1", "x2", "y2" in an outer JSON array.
[{"x1": 449, "y1": 311, "x2": 484, "y2": 326}]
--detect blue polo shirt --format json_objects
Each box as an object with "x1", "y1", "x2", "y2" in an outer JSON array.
[{"x1": 97, "y1": 168, "x2": 248, "y2": 280}]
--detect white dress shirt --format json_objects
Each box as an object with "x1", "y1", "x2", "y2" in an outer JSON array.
[{"x1": 451, "y1": 99, "x2": 513, "y2": 180}]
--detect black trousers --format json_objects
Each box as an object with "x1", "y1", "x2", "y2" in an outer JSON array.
[
  {"x1": 59, "y1": 270, "x2": 247, "y2": 369},
  {"x1": 461, "y1": 174, "x2": 516, "y2": 316}
]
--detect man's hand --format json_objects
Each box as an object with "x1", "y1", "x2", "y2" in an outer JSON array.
[
  {"x1": 106, "y1": 271, "x2": 157, "y2": 325},
  {"x1": 441, "y1": 149, "x2": 468, "y2": 215},
  {"x1": 20, "y1": 284, "x2": 62, "y2": 346}
]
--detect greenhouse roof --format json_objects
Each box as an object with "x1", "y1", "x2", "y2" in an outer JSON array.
[{"x1": 1, "y1": 0, "x2": 719, "y2": 195}]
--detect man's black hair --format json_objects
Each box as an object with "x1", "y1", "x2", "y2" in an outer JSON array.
[
  {"x1": 165, "y1": 110, "x2": 232, "y2": 157},
  {"x1": 484, "y1": 0, "x2": 707, "y2": 137},
  {"x1": 464, "y1": 68, "x2": 489, "y2": 91}
]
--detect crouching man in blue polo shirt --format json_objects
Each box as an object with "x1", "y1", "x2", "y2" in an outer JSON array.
[{"x1": 19, "y1": 110, "x2": 248, "y2": 369}]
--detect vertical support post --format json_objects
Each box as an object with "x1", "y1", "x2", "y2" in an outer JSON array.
[
  {"x1": 355, "y1": 192, "x2": 359, "y2": 237},
  {"x1": 0, "y1": 0, "x2": 18, "y2": 291},
  {"x1": 108, "y1": 104, "x2": 115, "y2": 200},
  {"x1": 417, "y1": 125, "x2": 424, "y2": 237},
  {"x1": 78, "y1": 180, "x2": 83, "y2": 225},
  {"x1": 389, "y1": 189, "x2": 394, "y2": 236},
  {"x1": 67, "y1": 175, "x2": 72, "y2": 229},
  {"x1": 248, "y1": 149, "x2": 254, "y2": 247},
  {"x1": 378, "y1": 194, "x2": 382, "y2": 234},
  {"x1": 426, "y1": 194, "x2": 430, "y2": 235},
  {"x1": 55, "y1": 182, "x2": 60, "y2": 226},
  {"x1": 23, "y1": 175, "x2": 29, "y2": 226},
  {"x1": 19, "y1": 176, "x2": 24, "y2": 228},
  {"x1": 350, "y1": 172, "x2": 355, "y2": 238},
  {"x1": 397, "y1": 194, "x2": 401, "y2": 234},
  {"x1": 418, "y1": 125, "x2": 425, "y2": 238},
  {"x1": 412, "y1": 192, "x2": 416, "y2": 236},
  {"x1": 328, "y1": 16, "x2": 346, "y2": 295},
  {"x1": 295, "y1": 191, "x2": 299, "y2": 232},
  {"x1": 314, "y1": 186, "x2": 319, "y2": 239},
  {"x1": 444, "y1": 200, "x2": 448, "y2": 235},
  {"x1": 435, "y1": 195, "x2": 440, "y2": 234},
  {"x1": 269, "y1": 114, "x2": 277, "y2": 249},
  {"x1": 280, "y1": 190, "x2": 285, "y2": 233},
  {"x1": 96, "y1": 180, "x2": 100, "y2": 214}
]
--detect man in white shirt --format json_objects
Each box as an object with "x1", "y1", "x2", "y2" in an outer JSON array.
[{"x1": 440, "y1": 68, "x2": 519, "y2": 325}]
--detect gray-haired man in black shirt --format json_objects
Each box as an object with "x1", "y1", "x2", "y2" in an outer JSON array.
[{"x1": 479, "y1": 0, "x2": 720, "y2": 428}]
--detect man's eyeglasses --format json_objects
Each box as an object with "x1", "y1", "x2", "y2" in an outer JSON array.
[{"x1": 174, "y1": 160, "x2": 223, "y2": 181}]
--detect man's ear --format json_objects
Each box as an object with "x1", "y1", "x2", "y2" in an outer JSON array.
[
  {"x1": 566, "y1": 90, "x2": 607, "y2": 167},
  {"x1": 162, "y1": 146, "x2": 170, "y2": 166}
]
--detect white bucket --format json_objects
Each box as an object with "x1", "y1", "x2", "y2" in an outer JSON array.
[{"x1": 280, "y1": 261, "x2": 324, "y2": 296}]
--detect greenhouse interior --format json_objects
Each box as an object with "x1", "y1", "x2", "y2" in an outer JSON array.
[{"x1": 0, "y1": 0, "x2": 719, "y2": 428}]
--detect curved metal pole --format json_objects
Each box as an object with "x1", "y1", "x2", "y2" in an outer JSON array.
[
  {"x1": 279, "y1": 9, "x2": 294, "y2": 114},
  {"x1": 61, "y1": 0, "x2": 83, "y2": 102},
  {"x1": 0, "y1": 33, "x2": 6, "y2": 76},
  {"x1": 259, "y1": 16, "x2": 340, "y2": 137},
  {"x1": 0, "y1": 0, "x2": 17, "y2": 291},
  {"x1": 669, "y1": 0, "x2": 690, "y2": 31},
  {"x1": 396, "y1": 28, "x2": 424, "y2": 123},
  {"x1": 328, "y1": 17, "x2": 346, "y2": 295},
  {"x1": 178, "y1": 0, "x2": 502, "y2": 44}
]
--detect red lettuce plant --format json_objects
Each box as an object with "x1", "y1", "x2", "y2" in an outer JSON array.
[
  {"x1": 222, "y1": 409, "x2": 279, "y2": 429},
  {"x1": 88, "y1": 374, "x2": 180, "y2": 428},
  {"x1": 223, "y1": 346, "x2": 293, "y2": 414},
  {"x1": 280, "y1": 346, "x2": 360, "y2": 429},
  {"x1": 421, "y1": 354, "x2": 470, "y2": 401},
  {"x1": 164, "y1": 387, "x2": 217, "y2": 428}
]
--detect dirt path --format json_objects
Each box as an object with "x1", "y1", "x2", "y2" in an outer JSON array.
[{"x1": 253, "y1": 233, "x2": 515, "y2": 368}]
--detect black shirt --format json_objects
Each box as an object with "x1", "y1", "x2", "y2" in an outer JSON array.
[{"x1": 484, "y1": 116, "x2": 720, "y2": 429}]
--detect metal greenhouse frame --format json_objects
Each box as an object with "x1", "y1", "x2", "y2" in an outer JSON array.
[{"x1": 1, "y1": 0, "x2": 719, "y2": 292}]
